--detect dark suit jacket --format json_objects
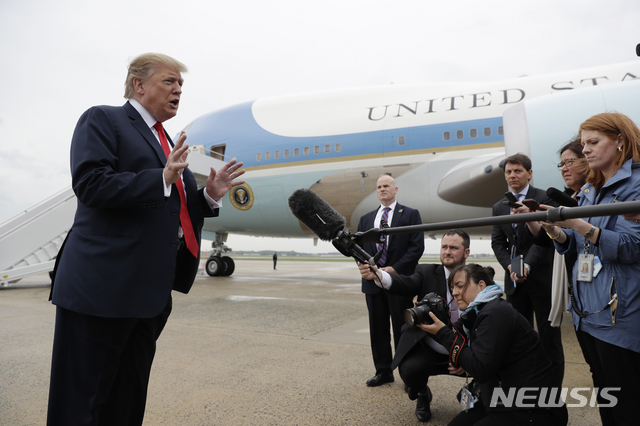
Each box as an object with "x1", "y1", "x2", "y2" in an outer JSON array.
[
  {"x1": 491, "y1": 185, "x2": 556, "y2": 296},
  {"x1": 52, "y1": 102, "x2": 217, "y2": 318},
  {"x1": 387, "y1": 263, "x2": 448, "y2": 369},
  {"x1": 357, "y1": 203, "x2": 424, "y2": 294}
]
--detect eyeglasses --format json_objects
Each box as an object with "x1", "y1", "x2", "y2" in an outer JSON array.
[{"x1": 557, "y1": 158, "x2": 578, "y2": 170}]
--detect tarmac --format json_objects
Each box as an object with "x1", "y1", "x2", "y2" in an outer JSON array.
[{"x1": 0, "y1": 258, "x2": 601, "y2": 426}]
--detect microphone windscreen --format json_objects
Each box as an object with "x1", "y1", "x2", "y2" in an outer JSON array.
[
  {"x1": 547, "y1": 187, "x2": 578, "y2": 207},
  {"x1": 288, "y1": 189, "x2": 346, "y2": 241}
]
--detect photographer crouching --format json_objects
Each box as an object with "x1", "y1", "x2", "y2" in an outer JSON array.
[
  {"x1": 419, "y1": 264, "x2": 568, "y2": 426},
  {"x1": 358, "y1": 229, "x2": 470, "y2": 422}
]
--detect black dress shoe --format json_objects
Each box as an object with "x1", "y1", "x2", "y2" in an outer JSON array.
[
  {"x1": 366, "y1": 373, "x2": 394, "y2": 387},
  {"x1": 415, "y1": 387, "x2": 433, "y2": 422}
]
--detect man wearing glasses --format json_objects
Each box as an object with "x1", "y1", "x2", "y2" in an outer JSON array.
[{"x1": 358, "y1": 229, "x2": 469, "y2": 422}]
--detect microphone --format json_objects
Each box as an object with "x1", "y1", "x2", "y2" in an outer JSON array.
[
  {"x1": 288, "y1": 189, "x2": 346, "y2": 241},
  {"x1": 546, "y1": 187, "x2": 578, "y2": 207},
  {"x1": 288, "y1": 188, "x2": 378, "y2": 265}
]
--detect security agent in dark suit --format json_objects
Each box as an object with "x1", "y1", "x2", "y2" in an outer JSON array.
[
  {"x1": 359, "y1": 229, "x2": 470, "y2": 423},
  {"x1": 490, "y1": 153, "x2": 564, "y2": 386},
  {"x1": 356, "y1": 174, "x2": 424, "y2": 387},
  {"x1": 47, "y1": 53, "x2": 245, "y2": 426}
]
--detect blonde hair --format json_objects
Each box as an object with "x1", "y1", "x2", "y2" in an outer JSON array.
[
  {"x1": 124, "y1": 53, "x2": 188, "y2": 99},
  {"x1": 579, "y1": 112, "x2": 640, "y2": 190}
]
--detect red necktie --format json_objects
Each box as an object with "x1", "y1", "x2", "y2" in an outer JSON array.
[{"x1": 153, "y1": 122, "x2": 199, "y2": 258}]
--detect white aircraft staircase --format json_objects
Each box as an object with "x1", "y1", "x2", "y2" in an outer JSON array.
[
  {"x1": 0, "y1": 186, "x2": 76, "y2": 287},
  {"x1": 0, "y1": 147, "x2": 224, "y2": 287}
]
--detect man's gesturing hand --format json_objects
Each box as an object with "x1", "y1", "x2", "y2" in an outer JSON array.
[
  {"x1": 163, "y1": 131, "x2": 189, "y2": 185},
  {"x1": 205, "y1": 158, "x2": 246, "y2": 200}
]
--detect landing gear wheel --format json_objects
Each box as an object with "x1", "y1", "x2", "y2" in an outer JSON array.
[
  {"x1": 221, "y1": 256, "x2": 235, "y2": 276},
  {"x1": 205, "y1": 256, "x2": 224, "y2": 277}
]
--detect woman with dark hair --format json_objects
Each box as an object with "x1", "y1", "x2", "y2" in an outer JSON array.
[
  {"x1": 523, "y1": 136, "x2": 589, "y2": 326},
  {"x1": 539, "y1": 112, "x2": 640, "y2": 426},
  {"x1": 419, "y1": 264, "x2": 568, "y2": 426},
  {"x1": 557, "y1": 137, "x2": 589, "y2": 196}
]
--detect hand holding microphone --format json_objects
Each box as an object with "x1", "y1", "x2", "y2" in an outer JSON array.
[{"x1": 358, "y1": 261, "x2": 381, "y2": 285}]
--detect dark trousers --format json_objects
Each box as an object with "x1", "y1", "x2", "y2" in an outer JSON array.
[
  {"x1": 365, "y1": 291, "x2": 413, "y2": 375},
  {"x1": 397, "y1": 339, "x2": 449, "y2": 399},
  {"x1": 47, "y1": 299, "x2": 172, "y2": 426},
  {"x1": 575, "y1": 329, "x2": 640, "y2": 426},
  {"x1": 507, "y1": 287, "x2": 565, "y2": 386}
]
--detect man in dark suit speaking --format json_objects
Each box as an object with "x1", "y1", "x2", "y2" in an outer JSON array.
[
  {"x1": 491, "y1": 153, "x2": 564, "y2": 386},
  {"x1": 47, "y1": 53, "x2": 245, "y2": 426},
  {"x1": 359, "y1": 229, "x2": 469, "y2": 422},
  {"x1": 356, "y1": 174, "x2": 424, "y2": 388}
]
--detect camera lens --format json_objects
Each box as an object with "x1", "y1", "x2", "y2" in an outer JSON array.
[
  {"x1": 404, "y1": 308, "x2": 418, "y2": 326},
  {"x1": 404, "y1": 304, "x2": 433, "y2": 326}
]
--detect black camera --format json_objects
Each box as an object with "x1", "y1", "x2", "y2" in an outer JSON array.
[{"x1": 404, "y1": 292, "x2": 449, "y2": 326}]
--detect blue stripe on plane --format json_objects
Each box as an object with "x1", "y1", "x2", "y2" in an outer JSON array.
[{"x1": 184, "y1": 101, "x2": 505, "y2": 168}]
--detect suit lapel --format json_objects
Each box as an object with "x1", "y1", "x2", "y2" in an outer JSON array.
[
  {"x1": 525, "y1": 186, "x2": 535, "y2": 199},
  {"x1": 498, "y1": 200, "x2": 514, "y2": 236},
  {"x1": 364, "y1": 209, "x2": 379, "y2": 253},
  {"x1": 391, "y1": 203, "x2": 403, "y2": 227},
  {"x1": 124, "y1": 102, "x2": 167, "y2": 166},
  {"x1": 515, "y1": 186, "x2": 536, "y2": 243},
  {"x1": 368, "y1": 208, "x2": 379, "y2": 228},
  {"x1": 435, "y1": 265, "x2": 447, "y2": 297}
]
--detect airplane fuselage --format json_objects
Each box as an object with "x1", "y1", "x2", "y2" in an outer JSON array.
[{"x1": 180, "y1": 62, "x2": 640, "y2": 242}]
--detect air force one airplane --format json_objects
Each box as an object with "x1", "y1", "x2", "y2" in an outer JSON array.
[
  {"x1": 179, "y1": 61, "x2": 640, "y2": 276},
  {"x1": 1, "y1": 61, "x2": 639, "y2": 283}
]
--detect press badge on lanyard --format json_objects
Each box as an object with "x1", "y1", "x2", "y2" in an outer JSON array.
[
  {"x1": 460, "y1": 386, "x2": 475, "y2": 411},
  {"x1": 577, "y1": 235, "x2": 601, "y2": 283}
]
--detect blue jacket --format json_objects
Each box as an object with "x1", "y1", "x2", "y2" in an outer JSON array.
[{"x1": 555, "y1": 159, "x2": 640, "y2": 353}]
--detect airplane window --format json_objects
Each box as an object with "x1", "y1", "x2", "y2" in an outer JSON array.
[
  {"x1": 498, "y1": 125, "x2": 504, "y2": 136},
  {"x1": 265, "y1": 152, "x2": 271, "y2": 160},
  {"x1": 483, "y1": 127, "x2": 492, "y2": 137},
  {"x1": 443, "y1": 131, "x2": 451, "y2": 141},
  {"x1": 470, "y1": 128, "x2": 477, "y2": 138},
  {"x1": 304, "y1": 147, "x2": 310, "y2": 155},
  {"x1": 294, "y1": 148, "x2": 300, "y2": 157},
  {"x1": 314, "y1": 145, "x2": 320, "y2": 154},
  {"x1": 456, "y1": 130, "x2": 464, "y2": 140},
  {"x1": 398, "y1": 136, "x2": 405, "y2": 146},
  {"x1": 257, "y1": 153, "x2": 262, "y2": 161},
  {"x1": 275, "y1": 150, "x2": 280, "y2": 159},
  {"x1": 284, "y1": 149, "x2": 290, "y2": 158},
  {"x1": 335, "y1": 143, "x2": 342, "y2": 152},
  {"x1": 324, "y1": 144, "x2": 330, "y2": 153}
]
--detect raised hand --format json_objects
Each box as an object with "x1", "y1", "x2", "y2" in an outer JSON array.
[{"x1": 205, "y1": 158, "x2": 246, "y2": 200}]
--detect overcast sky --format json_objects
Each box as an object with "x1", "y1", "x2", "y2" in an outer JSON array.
[{"x1": 1, "y1": 0, "x2": 638, "y2": 254}]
